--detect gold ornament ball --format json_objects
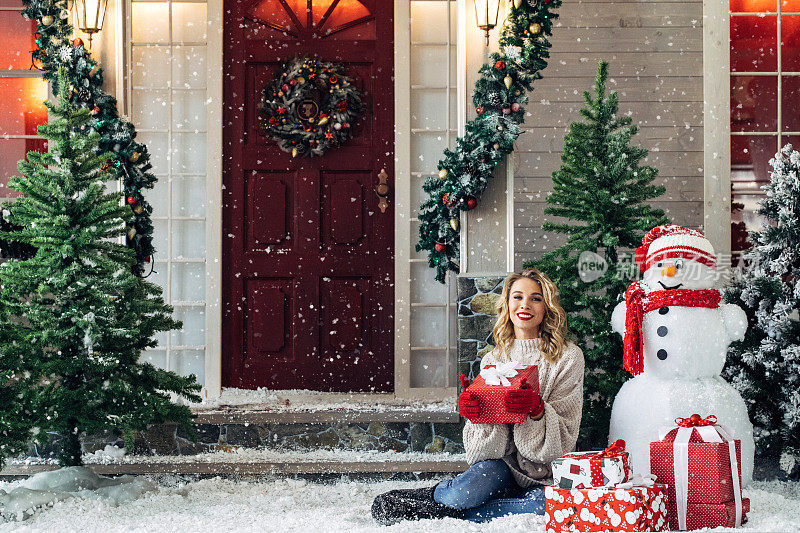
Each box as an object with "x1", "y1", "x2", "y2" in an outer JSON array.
[
  {"x1": 438, "y1": 169, "x2": 448, "y2": 180},
  {"x1": 515, "y1": 90, "x2": 521, "y2": 96},
  {"x1": 450, "y1": 218, "x2": 459, "y2": 231},
  {"x1": 298, "y1": 77, "x2": 306, "y2": 84},
  {"x1": 493, "y1": 143, "x2": 500, "y2": 150},
  {"x1": 128, "y1": 151, "x2": 141, "y2": 163},
  {"x1": 41, "y1": 15, "x2": 54, "y2": 25},
  {"x1": 513, "y1": 0, "x2": 523, "y2": 7},
  {"x1": 504, "y1": 75, "x2": 513, "y2": 90},
  {"x1": 528, "y1": 22, "x2": 542, "y2": 35},
  {"x1": 133, "y1": 204, "x2": 144, "y2": 214}
]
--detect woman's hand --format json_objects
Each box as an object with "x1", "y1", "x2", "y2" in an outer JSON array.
[
  {"x1": 504, "y1": 379, "x2": 544, "y2": 419},
  {"x1": 458, "y1": 374, "x2": 481, "y2": 421}
]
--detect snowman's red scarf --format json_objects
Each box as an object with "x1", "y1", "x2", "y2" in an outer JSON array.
[{"x1": 623, "y1": 282, "x2": 721, "y2": 375}]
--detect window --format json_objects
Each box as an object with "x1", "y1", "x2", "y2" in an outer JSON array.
[
  {"x1": 730, "y1": 0, "x2": 800, "y2": 253},
  {"x1": 408, "y1": 0, "x2": 458, "y2": 389},
  {"x1": 0, "y1": 0, "x2": 48, "y2": 199},
  {"x1": 127, "y1": 0, "x2": 208, "y2": 382}
]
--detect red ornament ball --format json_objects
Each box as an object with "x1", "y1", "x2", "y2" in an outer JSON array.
[
  {"x1": 435, "y1": 243, "x2": 446, "y2": 253},
  {"x1": 476, "y1": 107, "x2": 484, "y2": 115},
  {"x1": 494, "y1": 60, "x2": 506, "y2": 70},
  {"x1": 689, "y1": 413, "x2": 702, "y2": 424},
  {"x1": 511, "y1": 103, "x2": 520, "y2": 112},
  {"x1": 72, "y1": 38, "x2": 84, "y2": 48},
  {"x1": 467, "y1": 197, "x2": 478, "y2": 210},
  {"x1": 127, "y1": 196, "x2": 137, "y2": 205}
]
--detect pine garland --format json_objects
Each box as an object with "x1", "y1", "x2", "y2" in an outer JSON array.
[
  {"x1": 19, "y1": 0, "x2": 157, "y2": 275},
  {"x1": 416, "y1": 0, "x2": 562, "y2": 282}
]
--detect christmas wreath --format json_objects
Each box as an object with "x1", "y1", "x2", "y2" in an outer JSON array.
[
  {"x1": 416, "y1": 0, "x2": 562, "y2": 282},
  {"x1": 260, "y1": 57, "x2": 363, "y2": 157}
]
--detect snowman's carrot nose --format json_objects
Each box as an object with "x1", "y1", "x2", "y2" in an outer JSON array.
[{"x1": 662, "y1": 264, "x2": 677, "y2": 277}]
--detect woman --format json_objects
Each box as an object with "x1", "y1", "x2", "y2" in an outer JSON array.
[{"x1": 372, "y1": 268, "x2": 585, "y2": 524}]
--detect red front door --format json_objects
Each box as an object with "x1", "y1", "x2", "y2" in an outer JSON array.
[{"x1": 222, "y1": 0, "x2": 394, "y2": 392}]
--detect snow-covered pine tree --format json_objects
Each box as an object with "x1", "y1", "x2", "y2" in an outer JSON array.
[
  {"x1": 0, "y1": 69, "x2": 201, "y2": 467},
  {"x1": 523, "y1": 61, "x2": 669, "y2": 449},
  {"x1": 723, "y1": 144, "x2": 800, "y2": 479}
]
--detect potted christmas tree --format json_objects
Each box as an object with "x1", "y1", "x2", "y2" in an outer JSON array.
[
  {"x1": 0, "y1": 69, "x2": 200, "y2": 467},
  {"x1": 524, "y1": 61, "x2": 669, "y2": 448}
]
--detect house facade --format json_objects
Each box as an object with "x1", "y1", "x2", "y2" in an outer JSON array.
[{"x1": 0, "y1": 0, "x2": 785, "y2": 401}]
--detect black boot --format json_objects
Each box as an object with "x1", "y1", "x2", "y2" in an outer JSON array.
[{"x1": 372, "y1": 486, "x2": 462, "y2": 525}]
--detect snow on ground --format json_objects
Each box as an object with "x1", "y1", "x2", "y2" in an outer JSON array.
[
  {"x1": 190, "y1": 387, "x2": 456, "y2": 412},
  {"x1": 0, "y1": 473, "x2": 798, "y2": 533},
  {"x1": 8, "y1": 447, "x2": 467, "y2": 467}
]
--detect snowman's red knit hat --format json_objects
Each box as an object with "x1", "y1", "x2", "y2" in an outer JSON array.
[{"x1": 635, "y1": 224, "x2": 716, "y2": 273}]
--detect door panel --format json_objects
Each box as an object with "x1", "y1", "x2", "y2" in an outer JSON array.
[{"x1": 223, "y1": 0, "x2": 394, "y2": 391}]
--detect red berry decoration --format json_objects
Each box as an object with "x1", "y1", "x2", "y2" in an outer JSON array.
[
  {"x1": 72, "y1": 38, "x2": 84, "y2": 48},
  {"x1": 290, "y1": 79, "x2": 297, "y2": 86},
  {"x1": 494, "y1": 60, "x2": 506, "y2": 70},
  {"x1": 442, "y1": 193, "x2": 451, "y2": 206},
  {"x1": 476, "y1": 107, "x2": 484, "y2": 115},
  {"x1": 127, "y1": 196, "x2": 137, "y2": 205},
  {"x1": 282, "y1": 84, "x2": 289, "y2": 92},
  {"x1": 467, "y1": 197, "x2": 478, "y2": 210},
  {"x1": 435, "y1": 243, "x2": 447, "y2": 253}
]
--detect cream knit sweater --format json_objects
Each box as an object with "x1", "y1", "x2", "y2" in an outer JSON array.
[{"x1": 463, "y1": 338, "x2": 585, "y2": 488}]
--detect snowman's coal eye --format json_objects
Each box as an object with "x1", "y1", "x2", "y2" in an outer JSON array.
[
  {"x1": 675, "y1": 260, "x2": 684, "y2": 269},
  {"x1": 657, "y1": 262, "x2": 663, "y2": 268}
]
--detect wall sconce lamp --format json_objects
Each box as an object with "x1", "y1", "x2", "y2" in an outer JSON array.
[
  {"x1": 474, "y1": 0, "x2": 500, "y2": 46},
  {"x1": 72, "y1": 0, "x2": 109, "y2": 47}
]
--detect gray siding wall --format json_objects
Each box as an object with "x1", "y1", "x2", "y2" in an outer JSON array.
[{"x1": 512, "y1": 0, "x2": 704, "y2": 268}]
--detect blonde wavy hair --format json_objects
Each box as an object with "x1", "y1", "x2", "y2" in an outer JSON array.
[{"x1": 491, "y1": 268, "x2": 569, "y2": 364}]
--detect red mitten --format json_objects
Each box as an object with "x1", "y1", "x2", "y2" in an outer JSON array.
[
  {"x1": 458, "y1": 374, "x2": 481, "y2": 421},
  {"x1": 503, "y1": 379, "x2": 544, "y2": 418}
]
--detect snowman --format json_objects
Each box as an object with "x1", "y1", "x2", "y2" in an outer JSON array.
[{"x1": 608, "y1": 225, "x2": 755, "y2": 485}]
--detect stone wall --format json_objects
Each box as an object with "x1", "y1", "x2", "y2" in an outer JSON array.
[
  {"x1": 457, "y1": 275, "x2": 504, "y2": 380},
  {"x1": 24, "y1": 420, "x2": 465, "y2": 460}
]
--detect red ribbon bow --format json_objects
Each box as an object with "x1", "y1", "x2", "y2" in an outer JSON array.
[
  {"x1": 562, "y1": 439, "x2": 629, "y2": 487},
  {"x1": 675, "y1": 413, "x2": 717, "y2": 427}
]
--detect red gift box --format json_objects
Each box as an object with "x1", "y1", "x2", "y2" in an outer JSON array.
[
  {"x1": 650, "y1": 438, "x2": 741, "y2": 504},
  {"x1": 650, "y1": 414, "x2": 746, "y2": 531},
  {"x1": 544, "y1": 481, "x2": 669, "y2": 532},
  {"x1": 463, "y1": 363, "x2": 538, "y2": 424},
  {"x1": 667, "y1": 498, "x2": 750, "y2": 530}
]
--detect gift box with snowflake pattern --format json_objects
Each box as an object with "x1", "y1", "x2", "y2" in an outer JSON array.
[{"x1": 544, "y1": 483, "x2": 669, "y2": 532}]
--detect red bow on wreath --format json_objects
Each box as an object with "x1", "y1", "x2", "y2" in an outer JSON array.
[{"x1": 675, "y1": 413, "x2": 717, "y2": 427}]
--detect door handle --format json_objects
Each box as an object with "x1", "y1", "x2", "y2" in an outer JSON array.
[{"x1": 375, "y1": 168, "x2": 390, "y2": 213}]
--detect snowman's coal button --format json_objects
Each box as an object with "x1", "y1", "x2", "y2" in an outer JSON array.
[
  {"x1": 657, "y1": 326, "x2": 668, "y2": 337},
  {"x1": 657, "y1": 349, "x2": 668, "y2": 360},
  {"x1": 659, "y1": 307, "x2": 669, "y2": 315}
]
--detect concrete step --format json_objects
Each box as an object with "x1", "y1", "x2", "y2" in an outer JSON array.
[{"x1": 1, "y1": 450, "x2": 468, "y2": 478}]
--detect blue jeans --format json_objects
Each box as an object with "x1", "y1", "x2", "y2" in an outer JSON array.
[{"x1": 433, "y1": 459, "x2": 546, "y2": 522}]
